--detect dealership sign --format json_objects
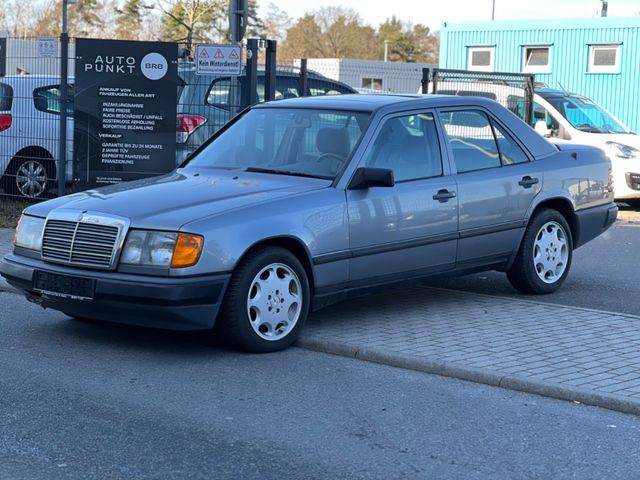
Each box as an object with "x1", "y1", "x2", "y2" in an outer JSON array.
[
  {"x1": 73, "y1": 38, "x2": 177, "y2": 190},
  {"x1": 195, "y1": 44, "x2": 242, "y2": 75}
]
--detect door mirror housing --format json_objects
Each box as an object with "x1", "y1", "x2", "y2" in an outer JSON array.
[
  {"x1": 348, "y1": 167, "x2": 395, "y2": 189},
  {"x1": 534, "y1": 120, "x2": 552, "y2": 138}
]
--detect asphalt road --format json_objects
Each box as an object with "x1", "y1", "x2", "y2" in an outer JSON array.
[
  {"x1": 424, "y1": 221, "x2": 640, "y2": 316},
  {"x1": 2, "y1": 292, "x2": 640, "y2": 479}
]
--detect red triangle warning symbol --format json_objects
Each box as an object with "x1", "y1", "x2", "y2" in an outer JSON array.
[
  {"x1": 228, "y1": 49, "x2": 239, "y2": 59},
  {"x1": 214, "y1": 48, "x2": 225, "y2": 59},
  {"x1": 199, "y1": 49, "x2": 209, "y2": 58}
]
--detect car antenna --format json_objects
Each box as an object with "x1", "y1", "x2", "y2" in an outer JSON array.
[{"x1": 557, "y1": 82, "x2": 570, "y2": 97}]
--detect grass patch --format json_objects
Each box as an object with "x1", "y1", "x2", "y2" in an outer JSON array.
[{"x1": 0, "y1": 198, "x2": 32, "y2": 229}]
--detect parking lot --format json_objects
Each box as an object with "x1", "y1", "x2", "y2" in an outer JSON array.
[{"x1": 2, "y1": 210, "x2": 639, "y2": 415}]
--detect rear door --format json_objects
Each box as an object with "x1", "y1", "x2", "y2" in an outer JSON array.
[
  {"x1": 438, "y1": 108, "x2": 542, "y2": 268},
  {"x1": 346, "y1": 110, "x2": 458, "y2": 283}
]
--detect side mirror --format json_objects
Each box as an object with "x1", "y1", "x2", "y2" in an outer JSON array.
[
  {"x1": 535, "y1": 120, "x2": 552, "y2": 138},
  {"x1": 348, "y1": 167, "x2": 395, "y2": 190}
]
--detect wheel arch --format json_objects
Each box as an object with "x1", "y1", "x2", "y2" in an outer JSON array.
[
  {"x1": 505, "y1": 196, "x2": 577, "y2": 271},
  {"x1": 237, "y1": 235, "x2": 316, "y2": 293},
  {"x1": 529, "y1": 197, "x2": 578, "y2": 245},
  {"x1": 9, "y1": 146, "x2": 56, "y2": 173}
]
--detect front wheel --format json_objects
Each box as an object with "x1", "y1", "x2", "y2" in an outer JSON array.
[
  {"x1": 507, "y1": 209, "x2": 573, "y2": 294},
  {"x1": 216, "y1": 247, "x2": 310, "y2": 353}
]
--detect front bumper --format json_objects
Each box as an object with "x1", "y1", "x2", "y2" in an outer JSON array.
[
  {"x1": 0, "y1": 253, "x2": 230, "y2": 331},
  {"x1": 574, "y1": 202, "x2": 618, "y2": 248}
]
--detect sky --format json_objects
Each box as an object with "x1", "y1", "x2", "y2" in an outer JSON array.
[{"x1": 259, "y1": 0, "x2": 640, "y2": 31}]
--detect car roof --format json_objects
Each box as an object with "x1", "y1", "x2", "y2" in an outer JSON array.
[{"x1": 254, "y1": 93, "x2": 506, "y2": 113}]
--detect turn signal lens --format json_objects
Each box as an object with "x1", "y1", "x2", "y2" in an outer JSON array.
[{"x1": 171, "y1": 233, "x2": 204, "y2": 268}]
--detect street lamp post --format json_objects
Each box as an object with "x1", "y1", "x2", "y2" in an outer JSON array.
[
  {"x1": 57, "y1": 0, "x2": 76, "y2": 197},
  {"x1": 384, "y1": 40, "x2": 389, "y2": 62}
]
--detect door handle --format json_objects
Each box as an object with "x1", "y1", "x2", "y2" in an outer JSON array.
[
  {"x1": 518, "y1": 176, "x2": 539, "y2": 188},
  {"x1": 432, "y1": 189, "x2": 456, "y2": 202}
]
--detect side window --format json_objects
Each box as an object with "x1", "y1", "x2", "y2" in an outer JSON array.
[
  {"x1": 206, "y1": 78, "x2": 232, "y2": 108},
  {"x1": 308, "y1": 78, "x2": 349, "y2": 96},
  {"x1": 533, "y1": 102, "x2": 561, "y2": 138},
  {"x1": 33, "y1": 84, "x2": 74, "y2": 116},
  {"x1": 363, "y1": 112, "x2": 443, "y2": 182},
  {"x1": 440, "y1": 110, "x2": 500, "y2": 173},
  {"x1": 492, "y1": 122, "x2": 529, "y2": 165}
]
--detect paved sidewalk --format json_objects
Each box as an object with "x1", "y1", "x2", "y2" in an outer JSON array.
[
  {"x1": 3, "y1": 225, "x2": 640, "y2": 415},
  {"x1": 301, "y1": 286, "x2": 640, "y2": 415}
]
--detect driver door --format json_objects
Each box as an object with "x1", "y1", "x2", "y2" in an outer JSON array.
[{"x1": 346, "y1": 111, "x2": 458, "y2": 283}]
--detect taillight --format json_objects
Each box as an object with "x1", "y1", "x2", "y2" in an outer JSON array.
[
  {"x1": 176, "y1": 114, "x2": 206, "y2": 144},
  {"x1": 0, "y1": 113, "x2": 11, "y2": 132},
  {"x1": 608, "y1": 168, "x2": 614, "y2": 193}
]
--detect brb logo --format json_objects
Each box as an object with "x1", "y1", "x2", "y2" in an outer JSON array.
[{"x1": 141, "y1": 52, "x2": 168, "y2": 80}]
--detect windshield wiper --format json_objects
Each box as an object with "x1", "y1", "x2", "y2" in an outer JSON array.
[{"x1": 245, "y1": 167, "x2": 332, "y2": 180}]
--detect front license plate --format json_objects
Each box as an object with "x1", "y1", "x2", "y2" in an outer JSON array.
[{"x1": 33, "y1": 271, "x2": 95, "y2": 301}]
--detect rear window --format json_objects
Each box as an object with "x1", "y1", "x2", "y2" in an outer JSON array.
[{"x1": 0, "y1": 83, "x2": 13, "y2": 111}]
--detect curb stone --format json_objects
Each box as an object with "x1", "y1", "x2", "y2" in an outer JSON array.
[{"x1": 296, "y1": 337, "x2": 640, "y2": 416}]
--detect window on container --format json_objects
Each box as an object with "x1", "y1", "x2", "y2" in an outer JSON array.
[
  {"x1": 523, "y1": 46, "x2": 551, "y2": 73},
  {"x1": 467, "y1": 47, "x2": 494, "y2": 72},
  {"x1": 588, "y1": 44, "x2": 620, "y2": 73},
  {"x1": 361, "y1": 78, "x2": 383, "y2": 91}
]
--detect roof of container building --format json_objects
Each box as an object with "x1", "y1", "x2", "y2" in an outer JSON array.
[{"x1": 441, "y1": 16, "x2": 640, "y2": 31}]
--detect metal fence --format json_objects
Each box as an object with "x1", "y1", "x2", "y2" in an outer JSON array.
[
  {"x1": 0, "y1": 36, "x2": 75, "y2": 225},
  {"x1": 422, "y1": 68, "x2": 536, "y2": 126}
]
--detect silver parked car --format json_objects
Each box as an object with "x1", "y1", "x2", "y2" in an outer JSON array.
[{"x1": 1, "y1": 95, "x2": 617, "y2": 352}]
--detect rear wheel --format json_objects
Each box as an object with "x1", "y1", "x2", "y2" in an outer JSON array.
[
  {"x1": 2, "y1": 154, "x2": 55, "y2": 198},
  {"x1": 507, "y1": 209, "x2": 573, "y2": 294},
  {"x1": 216, "y1": 247, "x2": 310, "y2": 353}
]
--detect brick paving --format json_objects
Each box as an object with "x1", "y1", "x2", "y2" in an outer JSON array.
[
  {"x1": 2, "y1": 225, "x2": 640, "y2": 412},
  {"x1": 303, "y1": 285, "x2": 640, "y2": 407}
]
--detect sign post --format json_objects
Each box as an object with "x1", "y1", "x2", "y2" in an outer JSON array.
[
  {"x1": 73, "y1": 39, "x2": 178, "y2": 191},
  {"x1": 0, "y1": 38, "x2": 6, "y2": 77}
]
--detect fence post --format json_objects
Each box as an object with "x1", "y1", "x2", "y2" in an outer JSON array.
[
  {"x1": 524, "y1": 74, "x2": 535, "y2": 126},
  {"x1": 299, "y1": 58, "x2": 308, "y2": 97},
  {"x1": 58, "y1": 32, "x2": 69, "y2": 197},
  {"x1": 432, "y1": 69, "x2": 439, "y2": 94},
  {"x1": 421, "y1": 68, "x2": 430, "y2": 94},
  {"x1": 264, "y1": 40, "x2": 277, "y2": 102},
  {"x1": 241, "y1": 38, "x2": 258, "y2": 109}
]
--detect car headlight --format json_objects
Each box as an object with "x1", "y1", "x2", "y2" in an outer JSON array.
[
  {"x1": 605, "y1": 142, "x2": 639, "y2": 159},
  {"x1": 13, "y1": 214, "x2": 45, "y2": 251},
  {"x1": 120, "y1": 230, "x2": 204, "y2": 268}
]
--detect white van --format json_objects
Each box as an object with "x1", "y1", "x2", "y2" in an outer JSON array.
[{"x1": 430, "y1": 84, "x2": 640, "y2": 204}]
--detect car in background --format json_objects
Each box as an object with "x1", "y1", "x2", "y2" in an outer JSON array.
[
  {"x1": 176, "y1": 65, "x2": 357, "y2": 163},
  {"x1": 430, "y1": 82, "x2": 640, "y2": 203},
  {"x1": 0, "y1": 75, "x2": 73, "y2": 199},
  {"x1": 1, "y1": 94, "x2": 617, "y2": 352}
]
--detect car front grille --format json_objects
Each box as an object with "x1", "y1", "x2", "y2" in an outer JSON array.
[{"x1": 41, "y1": 213, "x2": 127, "y2": 270}]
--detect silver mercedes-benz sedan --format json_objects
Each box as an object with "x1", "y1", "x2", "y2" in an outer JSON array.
[{"x1": 1, "y1": 94, "x2": 617, "y2": 352}]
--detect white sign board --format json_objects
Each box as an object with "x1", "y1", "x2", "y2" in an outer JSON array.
[
  {"x1": 195, "y1": 44, "x2": 242, "y2": 76},
  {"x1": 38, "y1": 37, "x2": 57, "y2": 58}
]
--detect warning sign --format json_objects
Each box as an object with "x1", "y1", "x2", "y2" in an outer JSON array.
[{"x1": 195, "y1": 44, "x2": 242, "y2": 76}]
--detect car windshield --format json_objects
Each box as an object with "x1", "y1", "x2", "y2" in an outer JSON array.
[
  {"x1": 184, "y1": 107, "x2": 370, "y2": 179},
  {"x1": 545, "y1": 95, "x2": 629, "y2": 134}
]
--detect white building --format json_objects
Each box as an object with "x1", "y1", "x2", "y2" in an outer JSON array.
[{"x1": 296, "y1": 58, "x2": 437, "y2": 94}]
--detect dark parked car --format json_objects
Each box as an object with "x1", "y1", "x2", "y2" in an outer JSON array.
[
  {"x1": 2, "y1": 94, "x2": 617, "y2": 352},
  {"x1": 176, "y1": 65, "x2": 357, "y2": 163}
]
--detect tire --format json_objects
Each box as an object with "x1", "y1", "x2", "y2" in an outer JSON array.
[
  {"x1": 2, "y1": 154, "x2": 56, "y2": 199},
  {"x1": 507, "y1": 208, "x2": 573, "y2": 294},
  {"x1": 216, "y1": 247, "x2": 310, "y2": 353}
]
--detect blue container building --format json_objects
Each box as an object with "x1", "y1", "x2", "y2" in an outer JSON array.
[{"x1": 439, "y1": 17, "x2": 640, "y2": 132}]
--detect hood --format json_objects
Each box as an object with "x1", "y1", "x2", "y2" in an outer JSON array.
[{"x1": 26, "y1": 168, "x2": 331, "y2": 229}]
